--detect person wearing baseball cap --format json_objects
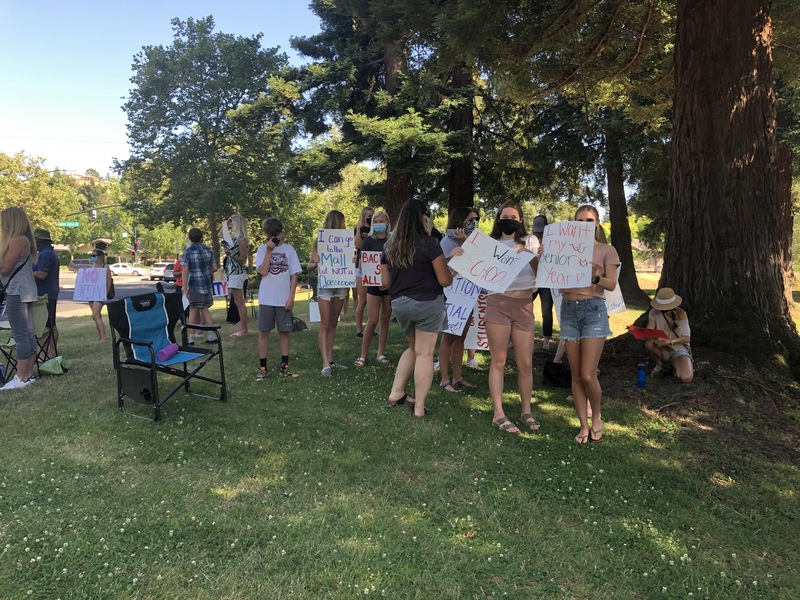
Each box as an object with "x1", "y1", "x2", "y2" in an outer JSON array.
[
  {"x1": 32, "y1": 228, "x2": 60, "y2": 357},
  {"x1": 644, "y1": 287, "x2": 693, "y2": 383}
]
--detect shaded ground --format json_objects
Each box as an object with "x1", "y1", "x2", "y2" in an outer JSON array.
[{"x1": 535, "y1": 334, "x2": 800, "y2": 465}]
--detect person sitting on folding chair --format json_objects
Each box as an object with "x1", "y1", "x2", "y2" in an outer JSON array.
[
  {"x1": 0, "y1": 207, "x2": 39, "y2": 390},
  {"x1": 32, "y1": 228, "x2": 59, "y2": 359}
]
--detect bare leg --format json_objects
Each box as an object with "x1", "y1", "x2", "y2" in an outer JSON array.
[
  {"x1": 359, "y1": 294, "x2": 381, "y2": 360},
  {"x1": 91, "y1": 301, "x2": 106, "y2": 341},
  {"x1": 258, "y1": 330, "x2": 270, "y2": 362},
  {"x1": 510, "y1": 326, "x2": 535, "y2": 418},
  {"x1": 318, "y1": 299, "x2": 336, "y2": 367},
  {"x1": 438, "y1": 332, "x2": 456, "y2": 388},
  {"x1": 390, "y1": 339, "x2": 417, "y2": 403},
  {"x1": 231, "y1": 288, "x2": 248, "y2": 334},
  {"x1": 355, "y1": 279, "x2": 367, "y2": 333},
  {"x1": 411, "y1": 330, "x2": 438, "y2": 416},
  {"x1": 326, "y1": 297, "x2": 344, "y2": 364},
  {"x1": 377, "y1": 295, "x2": 391, "y2": 357},
  {"x1": 486, "y1": 322, "x2": 518, "y2": 431},
  {"x1": 673, "y1": 354, "x2": 694, "y2": 383}
]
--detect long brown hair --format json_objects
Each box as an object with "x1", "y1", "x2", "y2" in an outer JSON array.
[
  {"x1": 489, "y1": 202, "x2": 528, "y2": 244},
  {"x1": 384, "y1": 199, "x2": 428, "y2": 269}
]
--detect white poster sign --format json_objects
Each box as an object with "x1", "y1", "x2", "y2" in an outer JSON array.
[
  {"x1": 538, "y1": 221, "x2": 595, "y2": 289},
  {"x1": 442, "y1": 276, "x2": 481, "y2": 336},
  {"x1": 317, "y1": 229, "x2": 356, "y2": 288},
  {"x1": 448, "y1": 230, "x2": 534, "y2": 293},
  {"x1": 551, "y1": 266, "x2": 625, "y2": 325},
  {"x1": 464, "y1": 293, "x2": 489, "y2": 350},
  {"x1": 73, "y1": 267, "x2": 108, "y2": 302},
  {"x1": 360, "y1": 251, "x2": 382, "y2": 287}
]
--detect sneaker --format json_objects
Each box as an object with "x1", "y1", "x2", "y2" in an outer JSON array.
[
  {"x1": 206, "y1": 332, "x2": 218, "y2": 343},
  {"x1": 187, "y1": 335, "x2": 196, "y2": 345},
  {"x1": 433, "y1": 361, "x2": 440, "y2": 372},
  {"x1": 466, "y1": 359, "x2": 479, "y2": 369},
  {"x1": 281, "y1": 365, "x2": 300, "y2": 379},
  {"x1": 356, "y1": 331, "x2": 364, "y2": 338},
  {"x1": 255, "y1": 367, "x2": 268, "y2": 381},
  {"x1": 1, "y1": 375, "x2": 32, "y2": 390},
  {"x1": 321, "y1": 366, "x2": 332, "y2": 377},
  {"x1": 329, "y1": 362, "x2": 347, "y2": 370}
]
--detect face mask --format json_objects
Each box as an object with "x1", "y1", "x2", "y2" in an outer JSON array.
[
  {"x1": 373, "y1": 223, "x2": 387, "y2": 234},
  {"x1": 464, "y1": 220, "x2": 477, "y2": 234},
  {"x1": 90, "y1": 256, "x2": 99, "y2": 264},
  {"x1": 365, "y1": 217, "x2": 372, "y2": 225},
  {"x1": 498, "y1": 219, "x2": 520, "y2": 235}
]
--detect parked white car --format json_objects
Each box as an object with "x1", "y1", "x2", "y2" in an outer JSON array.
[
  {"x1": 149, "y1": 262, "x2": 172, "y2": 281},
  {"x1": 109, "y1": 263, "x2": 148, "y2": 277}
]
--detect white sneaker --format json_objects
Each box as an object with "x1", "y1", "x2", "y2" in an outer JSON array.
[
  {"x1": 466, "y1": 359, "x2": 479, "y2": 369},
  {"x1": 206, "y1": 332, "x2": 218, "y2": 343},
  {"x1": 433, "y1": 361, "x2": 440, "y2": 372},
  {"x1": 321, "y1": 366, "x2": 332, "y2": 377},
  {"x1": 2, "y1": 375, "x2": 33, "y2": 390},
  {"x1": 187, "y1": 335, "x2": 196, "y2": 345}
]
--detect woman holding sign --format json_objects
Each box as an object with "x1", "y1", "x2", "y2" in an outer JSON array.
[
  {"x1": 559, "y1": 205, "x2": 619, "y2": 444},
  {"x1": 485, "y1": 202, "x2": 541, "y2": 435},
  {"x1": 354, "y1": 210, "x2": 392, "y2": 367},
  {"x1": 309, "y1": 210, "x2": 351, "y2": 377},
  {"x1": 0, "y1": 207, "x2": 39, "y2": 389},
  {"x1": 438, "y1": 206, "x2": 480, "y2": 392},
  {"x1": 382, "y1": 199, "x2": 453, "y2": 418},
  {"x1": 88, "y1": 248, "x2": 114, "y2": 342}
]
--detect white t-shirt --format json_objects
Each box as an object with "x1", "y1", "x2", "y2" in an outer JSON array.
[{"x1": 256, "y1": 243, "x2": 302, "y2": 306}]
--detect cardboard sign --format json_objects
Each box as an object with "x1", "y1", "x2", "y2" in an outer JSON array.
[
  {"x1": 317, "y1": 229, "x2": 356, "y2": 288},
  {"x1": 464, "y1": 293, "x2": 489, "y2": 350},
  {"x1": 73, "y1": 267, "x2": 108, "y2": 302},
  {"x1": 212, "y1": 280, "x2": 228, "y2": 297},
  {"x1": 360, "y1": 251, "x2": 382, "y2": 287},
  {"x1": 308, "y1": 300, "x2": 321, "y2": 323},
  {"x1": 538, "y1": 221, "x2": 595, "y2": 289},
  {"x1": 448, "y1": 230, "x2": 535, "y2": 293},
  {"x1": 442, "y1": 276, "x2": 481, "y2": 336},
  {"x1": 220, "y1": 220, "x2": 233, "y2": 247},
  {"x1": 551, "y1": 266, "x2": 625, "y2": 325}
]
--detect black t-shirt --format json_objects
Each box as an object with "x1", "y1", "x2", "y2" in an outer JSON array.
[
  {"x1": 382, "y1": 236, "x2": 444, "y2": 301},
  {"x1": 354, "y1": 226, "x2": 371, "y2": 267}
]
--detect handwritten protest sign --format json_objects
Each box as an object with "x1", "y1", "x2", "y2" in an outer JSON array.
[
  {"x1": 464, "y1": 293, "x2": 489, "y2": 350},
  {"x1": 220, "y1": 220, "x2": 233, "y2": 247},
  {"x1": 539, "y1": 221, "x2": 594, "y2": 289},
  {"x1": 448, "y1": 230, "x2": 534, "y2": 293},
  {"x1": 360, "y1": 251, "x2": 382, "y2": 287},
  {"x1": 317, "y1": 229, "x2": 356, "y2": 288},
  {"x1": 442, "y1": 276, "x2": 481, "y2": 336},
  {"x1": 73, "y1": 267, "x2": 108, "y2": 302}
]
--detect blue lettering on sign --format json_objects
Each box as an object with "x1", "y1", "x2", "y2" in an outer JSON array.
[{"x1": 320, "y1": 252, "x2": 347, "y2": 266}]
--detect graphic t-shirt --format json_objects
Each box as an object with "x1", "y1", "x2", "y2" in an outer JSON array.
[{"x1": 256, "y1": 243, "x2": 302, "y2": 306}]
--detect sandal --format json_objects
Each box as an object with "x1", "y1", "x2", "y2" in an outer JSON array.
[
  {"x1": 439, "y1": 381, "x2": 460, "y2": 393},
  {"x1": 590, "y1": 427, "x2": 604, "y2": 443},
  {"x1": 518, "y1": 413, "x2": 541, "y2": 431},
  {"x1": 492, "y1": 416, "x2": 520, "y2": 434},
  {"x1": 453, "y1": 379, "x2": 475, "y2": 389},
  {"x1": 354, "y1": 357, "x2": 366, "y2": 368},
  {"x1": 376, "y1": 355, "x2": 390, "y2": 364},
  {"x1": 575, "y1": 431, "x2": 589, "y2": 444},
  {"x1": 387, "y1": 393, "x2": 409, "y2": 407}
]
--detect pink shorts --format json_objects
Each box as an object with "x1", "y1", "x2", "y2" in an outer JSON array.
[{"x1": 485, "y1": 294, "x2": 534, "y2": 331}]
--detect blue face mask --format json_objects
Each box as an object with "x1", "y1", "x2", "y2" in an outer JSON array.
[
  {"x1": 90, "y1": 255, "x2": 99, "y2": 264},
  {"x1": 373, "y1": 223, "x2": 387, "y2": 234}
]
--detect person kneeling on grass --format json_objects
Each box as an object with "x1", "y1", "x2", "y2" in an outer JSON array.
[
  {"x1": 644, "y1": 287, "x2": 694, "y2": 384},
  {"x1": 254, "y1": 217, "x2": 302, "y2": 380}
]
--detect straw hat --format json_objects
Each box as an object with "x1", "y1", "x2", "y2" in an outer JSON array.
[{"x1": 651, "y1": 287, "x2": 682, "y2": 311}]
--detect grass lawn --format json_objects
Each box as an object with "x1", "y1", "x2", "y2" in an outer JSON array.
[{"x1": 0, "y1": 285, "x2": 797, "y2": 599}]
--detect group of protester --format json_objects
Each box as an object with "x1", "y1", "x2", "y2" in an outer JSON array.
[{"x1": 0, "y1": 203, "x2": 694, "y2": 444}]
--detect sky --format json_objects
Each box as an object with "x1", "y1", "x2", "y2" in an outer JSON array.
[{"x1": 0, "y1": 1, "x2": 321, "y2": 176}]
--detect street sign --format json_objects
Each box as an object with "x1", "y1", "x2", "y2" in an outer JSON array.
[{"x1": 58, "y1": 221, "x2": 80, "y2": 227}]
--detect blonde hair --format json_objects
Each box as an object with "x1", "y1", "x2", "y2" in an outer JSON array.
[
  {"x1": 369, "y1": 210, "x2": 390, "y2": 237},
  {"x1": 229, "y1": 214, "x2": 248, "y2": 240},
  {"x1": 0, "y1": 206, "x2": 37, "y2": 263},
  {"x1": 575, "y1": 205, "x2": 607, "y2": 243}
]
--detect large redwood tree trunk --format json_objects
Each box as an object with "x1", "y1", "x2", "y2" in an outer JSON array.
[
  {"x1": 777, "y1": 143, "x2": 794, "y2": 303},
  {"x1": 664, "y1": 0, "x2": 800, "y2": 374},
  {"x1": 605, "y1": 121, "x2": 650, "y2": 307},
  {"x1": 384, "y1": 42, "x2": 414, "y2": 222},
  {"x1": 447, "y1": 64, "x2": 475, "y2": 211}
]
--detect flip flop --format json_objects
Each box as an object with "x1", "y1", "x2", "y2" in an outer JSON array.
[
  {"x1": 453, "y1": 379, "x2": 475, "y2": 389},
  {"x1": 590, "y1": 428, "x2": 604, "y2": 443},
  {"x1": 387, "y1": 393, "x2": 408, "y2": 406},
  {"x1": 575, "y1": 432, "x2": 589, "y2": 444},
  {"x1": 439, "y1": 381, "x2": 460, "y2": 393}
]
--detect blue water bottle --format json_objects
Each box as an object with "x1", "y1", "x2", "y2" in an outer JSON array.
[{"x1": 637, "y1": 362, "x2": 647, "y2": 389}]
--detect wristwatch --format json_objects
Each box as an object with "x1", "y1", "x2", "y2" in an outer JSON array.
[{"x1": 592, "y1": 275, "x2": 601, "y2": 285}]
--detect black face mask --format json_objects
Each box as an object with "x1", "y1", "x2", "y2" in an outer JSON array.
[{"x1": 498, "y1": 219, "x2": 521, "y2": 235}]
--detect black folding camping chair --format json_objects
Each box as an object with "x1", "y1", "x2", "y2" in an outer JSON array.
[{"x1": 107, "y1": 291, "x2": 226, "y2": 421}]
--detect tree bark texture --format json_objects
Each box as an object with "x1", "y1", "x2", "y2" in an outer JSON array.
[
  {"x1": 665, "y1": 0, "x2": 800, "y2": 373},
  {"x1": 447, "y1": 64, "x2": 475, "y2": 212},
  {"x1": 384, "y1": 43, "x2": 414, "y2": 222},
  {"x1": 777, "y1": 143, "x2": 794, "y2": 303},
  {"x1": 605, "y1": 126, "x2": 650, "y2": 307}
]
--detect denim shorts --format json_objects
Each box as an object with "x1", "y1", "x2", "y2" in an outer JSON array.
[
  {"x1": 559, "y1": 296, "x2": 611, "y2": 341},
  {"x1": 391, "y1": 295, "x2": 447, "y2": 337},
  {"x1": 317, "y1": 286, "x2": 349, "y2": 301}
]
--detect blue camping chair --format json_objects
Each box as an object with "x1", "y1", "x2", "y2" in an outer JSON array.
[{"x1": 107, "y1": 292, "x2": 226, "y2": 421}]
